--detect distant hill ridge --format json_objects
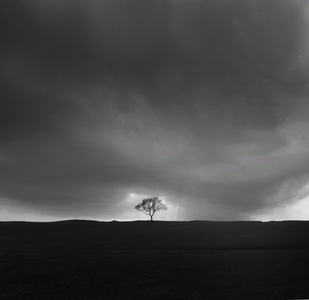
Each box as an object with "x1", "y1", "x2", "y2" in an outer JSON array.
[{"x1": 1, "y1": 220, "x2": 309, "y2": 250}]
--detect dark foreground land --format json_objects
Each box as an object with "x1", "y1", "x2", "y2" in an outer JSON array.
[{"x1": 1, "y1": 221, "x2": 309, "y2": 299}]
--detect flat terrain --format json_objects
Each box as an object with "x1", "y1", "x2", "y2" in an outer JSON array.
[{"x1": 1, "y1": 220, "x2": 309, "y2": 299}]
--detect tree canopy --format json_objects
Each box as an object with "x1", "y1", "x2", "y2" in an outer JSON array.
[{"x1": 135, "y1": 197, "x2": 167, "y2": 221}]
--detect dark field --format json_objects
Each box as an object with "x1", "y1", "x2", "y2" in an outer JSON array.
[{"x1": 1, "y1": 221, "x2": 309, "y2": 299}]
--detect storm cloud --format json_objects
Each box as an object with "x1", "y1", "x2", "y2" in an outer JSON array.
[{"x1": 1, "y1": 0, "x2": 309, "y2": 221}]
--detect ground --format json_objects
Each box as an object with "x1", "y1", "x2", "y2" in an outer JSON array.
[{"x1": 1, "y1": 220, "x2": 309, "y2": 299}]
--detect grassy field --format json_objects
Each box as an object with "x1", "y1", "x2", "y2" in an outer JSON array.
[{"x1": 1, "y1": 220, "x2": 309, "y2": 299}]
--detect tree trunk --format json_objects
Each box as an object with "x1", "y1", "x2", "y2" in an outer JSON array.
[{"x1": 150, "y1": 215, "x2": 153, "y2": 221}]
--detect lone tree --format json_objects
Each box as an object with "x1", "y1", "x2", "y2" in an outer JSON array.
[{"x1": 135, "y1": 197, "x2": 167, "y2": 221}]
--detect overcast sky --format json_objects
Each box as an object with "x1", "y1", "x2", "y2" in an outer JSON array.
[{"x1": 1, "y1": 0, "x2": 309, "y2": 221}]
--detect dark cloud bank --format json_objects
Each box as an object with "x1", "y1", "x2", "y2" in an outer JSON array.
[{"x1": 1, "y1": 0, "x2": 309, "y2": 221}]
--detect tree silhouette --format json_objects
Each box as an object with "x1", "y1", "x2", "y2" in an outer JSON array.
[{"x1": 135, "y1": 197, "x2": 167, "y2": 221}]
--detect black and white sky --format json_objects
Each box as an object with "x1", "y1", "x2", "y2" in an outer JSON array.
[{"x1": 1, "y1": 0, "x2": 309, "y2": 221}]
